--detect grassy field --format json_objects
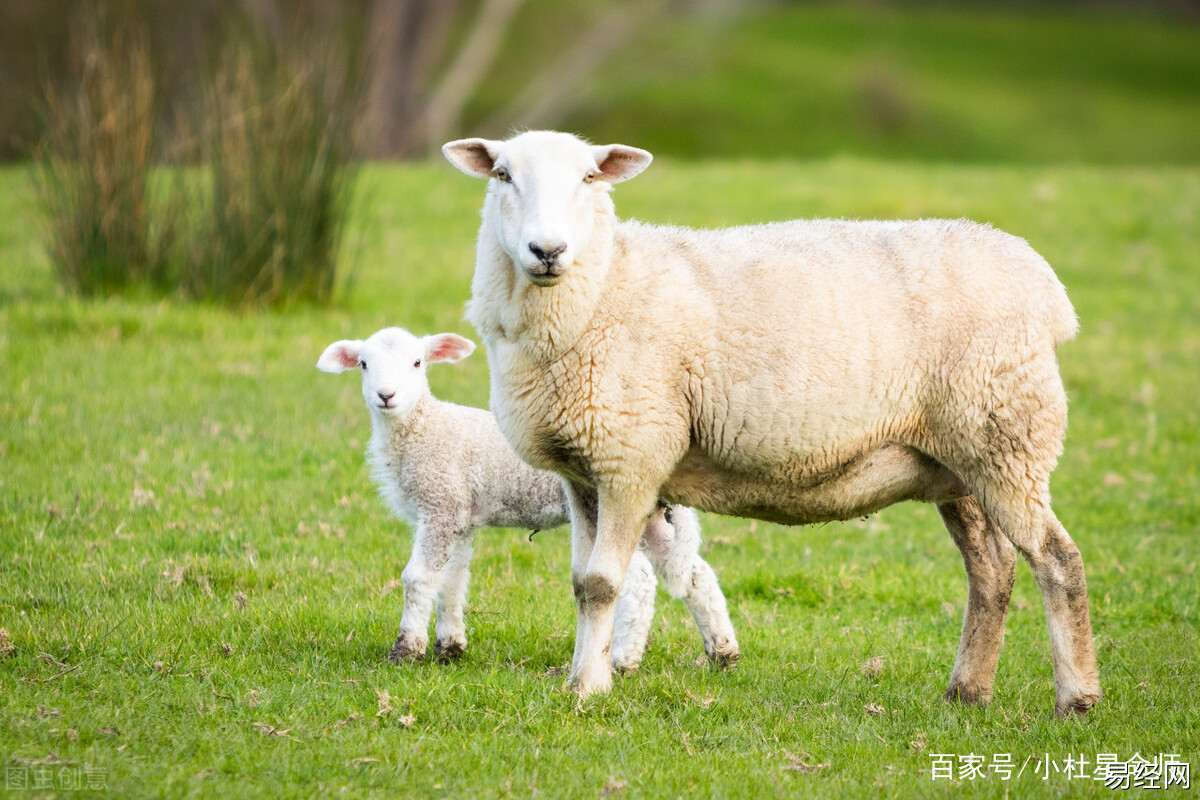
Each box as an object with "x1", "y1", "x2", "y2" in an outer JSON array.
[
  {"x1": 1, "y1": 158, "x2": 1198, "y2": 797},
  {"x1": 469, "y1": 2, "x2": 1200, "y2": 164}
]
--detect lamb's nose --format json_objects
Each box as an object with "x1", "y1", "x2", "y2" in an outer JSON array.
[
  {"x1": 529, "y1": 241, "x2": 566, "y2": 266},
  {"x1": 377, "y1": 390, "x2": 395, "y2": 404}
]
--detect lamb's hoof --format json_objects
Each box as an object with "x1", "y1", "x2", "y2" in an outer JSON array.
[
  {"x1": 387, "y1": 634, "x2": 427, "y2": 664},
  {"x1": 433, "y1": 639, "x2": 467, "y2": 663},
  {"x1": 1055, "y1": 691, "x2": 1101, "y2": 718},
  {"x1": 943, "y1": 682, "x2": 992, "y2": 707},
  {"x1": 611, "y1": 657, "x2": 642, "y2": 674}
]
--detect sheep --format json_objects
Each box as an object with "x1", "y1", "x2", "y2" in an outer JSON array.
[
  {"x1": 442, "y1": 130, "x2": 1099, "y2": 717},
  {"x1": 317, "y1": 326, "x2": 738, "y2": 669}
]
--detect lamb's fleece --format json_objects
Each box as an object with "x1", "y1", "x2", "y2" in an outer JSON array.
[{"x1": 318, "y1": 326, "x2": 738, "y2": 668}]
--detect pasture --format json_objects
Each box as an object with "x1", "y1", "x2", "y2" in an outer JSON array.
[{"x1": 1, "y1": 159, "x2": 1197, "y2": 797}]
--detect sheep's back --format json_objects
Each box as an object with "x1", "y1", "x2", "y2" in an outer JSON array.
[{"x1": 614, "y1": 217, "x2": 1076, "y2": 472}]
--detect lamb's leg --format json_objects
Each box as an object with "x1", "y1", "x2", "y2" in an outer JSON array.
[
  {"x1": 938, "y1": 496, "x2": 1016, "y2": 706},
  {"x1": 389, "y1": 524, "x2": 456, "y2": 664},
  {"x1": 641, "y1": 506, "x2": 739, "y2": 668},
  {"x1": 564, "y1": 481, "x2": 599, "y2": 674},
  {"x1": 610, "y1": 549, "x2": 657, "y2": 672},
  {"x1": 569, "y1": 485, "x2": 658, "y2": 699},
  {"x1": 433, "y1": 535, "x2": 474, "y2": 661}
]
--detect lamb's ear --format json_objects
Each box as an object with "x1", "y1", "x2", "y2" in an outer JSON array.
[
  {"x1": 442, "y1": 138, "x2": 502, "y2": 178},
  {"x1": 317, "y1": 340, "x2": 362, "y2": 373},
  {"x1": 423, "y1": 333, "x2": 476, "y2": 364},
  {"x1": 592, "y1": 144, "x2": 653, "y2": 184}
]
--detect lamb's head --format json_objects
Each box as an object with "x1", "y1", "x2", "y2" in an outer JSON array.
[
  {"x1": 443, "y1": 130, "x2": 652, "y2": 287},
  {"x1": 317, "y1": 327, "x2": 475, "y2": 421}
]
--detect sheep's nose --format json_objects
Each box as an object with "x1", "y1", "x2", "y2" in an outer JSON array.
[
  {"x1": 529, "y1": 241, "x2": 566, "y2": 267},
  {"x1": 377, "y1": 390, "x2": 395, "y2": 404}
]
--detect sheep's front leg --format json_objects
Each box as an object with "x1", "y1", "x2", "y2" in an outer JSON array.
[
  {"x1": 388, "y1": 523, "x2": 457, "y2": 664},
  {"x1": 433, "y1": 535, "x2": 474, "y2": 661},
  {"x1": 570, "y1": 486, "x2": 658, "y2": 699},
  {"x1": 642, "y1": 506, "x2": 739, "y2": 668}
]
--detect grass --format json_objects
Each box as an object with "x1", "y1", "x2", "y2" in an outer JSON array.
[{"x1": 1, "y1": 157, "x2": 1198, "y2": 798}]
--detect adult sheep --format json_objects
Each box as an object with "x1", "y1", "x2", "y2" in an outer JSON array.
[{"x1": 443, "y1": 130, "x2": 1099, "y2": 717}]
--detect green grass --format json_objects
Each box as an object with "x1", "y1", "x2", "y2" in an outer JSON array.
[
  {"x1": 1, "y1": 158, "x2": 1198, "y2": 797},
  {"x1": 468, "y1": 2, "x2": 1200, "y2": 164}
]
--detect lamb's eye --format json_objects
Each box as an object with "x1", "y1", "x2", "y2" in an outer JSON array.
[
  {"x1": 584, "y1": 171, "x2": 596, "y2": 184},
  {"x1": 413, "y1": 359, "x2": 422, "y2": 368},
  {"x1": 494, "y1": 168, "x2": 511, "y2": 183},
  {"x1": 360, "y1": 360, "x2": 367, "y2": 371}
]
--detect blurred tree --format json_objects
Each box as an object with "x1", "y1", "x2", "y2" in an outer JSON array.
[{"x1": 0, "y1": 0, "x2": 665, "y2": 160}]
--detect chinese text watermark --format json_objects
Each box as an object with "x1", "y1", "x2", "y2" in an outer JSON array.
[{"x1": 930, "y1": 753, "x2": 1191, "y2": 789}]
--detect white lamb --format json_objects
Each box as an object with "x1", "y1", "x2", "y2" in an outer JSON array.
[
  {"x1": 443, "y1": 130, "x2": 1100, "y2": 717},
  {"x1": 317, "y1": 326, "x2": 738, "y2": 668}
]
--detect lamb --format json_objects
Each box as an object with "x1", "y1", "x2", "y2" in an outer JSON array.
[
  {"x1": 443, "y1": 130, "x2": 1100, "y2": 717},
  {"x1": 317, "y1": 325, "x2": 738, "y2": 668}
]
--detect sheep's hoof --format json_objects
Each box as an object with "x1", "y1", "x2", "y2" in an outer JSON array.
[
  {"x1": 569, "y1": 668, "x2": 613, "y2": 700},
  {"x1": 387, "y1": 634, "x2": 427, "y2": 664},
  {"x1": 433, "y1": 639, "x2": 467, "y2": 663},
  {"x1": 943, "y1": 682, "x2": 992, "y2": 706},
  {"x1": 1055, "y1": 691, "x2": 1101, "y2": 718},
  {"x1": 705, "y1": 639, "x2": 740, "y2": 670}
]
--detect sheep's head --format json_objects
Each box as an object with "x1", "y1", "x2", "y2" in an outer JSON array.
[
  {"x1": 443, "y1": 130, "x2": 651, "y2": 287},
  {"x1": 317, "y1": 327, "x2": 475, "y2": 421}
]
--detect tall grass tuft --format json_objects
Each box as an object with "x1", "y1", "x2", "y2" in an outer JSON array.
[
  {"x1": 187, "y1": 28, "x2": 365, "y2": 308},
  {"x1": 33, "y1": 17, "x2": 180, "y2": 296},
  {"x1": 33, "y1": 11, "x2": 364, "y2": 308}
]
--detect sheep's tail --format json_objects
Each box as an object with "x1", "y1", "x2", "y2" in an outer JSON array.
[{"x1": 1047, "y1": 272, "x2": 1080, "y2": 347}]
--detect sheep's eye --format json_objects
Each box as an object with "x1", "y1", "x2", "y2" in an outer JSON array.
[
  {"x1": 494, "y1": 168, "x2": 511, "y2": 183},
  {"x1": 413, "y1": 359, "x2": 422, "y2": 368},
  {"x1": 584, "y1": 171, "x2": 596, "y2": 184},
  {"x1": 360, "y1": 360, "x2": 367, "y2": 370}
]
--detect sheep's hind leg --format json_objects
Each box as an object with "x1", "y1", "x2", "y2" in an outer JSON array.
[
  {"x1": 939, "y1": 496, "x2": 1016, "y2": 706},
  {"x1": 433, "y1": 535, "x2": 474, "y2": 661},
  {"x1": 388, "y1": 524, "x2": 457, "y2": 664},
  {"x1": 999, "y1": 503, "x2": 1101, "y2": 716},
  {"x1": 570, "y1": 487, "x2": 658, "y2": 699},
  {"x1": 941, "y1": 357, "x2": 1100, "y2": 716},
  {"x1": 610, "y1": 550, "x2": 656, "y2": 672},
  {"x1": 642, "y1": 506, "x2": 739, "y2": 668}
]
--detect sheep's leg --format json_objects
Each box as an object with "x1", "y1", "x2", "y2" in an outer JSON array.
[
  {"x1": 995, "y1": 502, "x2": 1101, "y2": 717},
  {"x1": 610, "y1": 549, "x2": 656, "y2": 672},
  {"x1": 933, "y1": 352, "x2": 1099, "y2": 716},
  {"x1": 938, "y1": 496, "x2": 1016, "y2": 706},
  {"x1": 433, "y1": 535, "x2": 474, "y2": 661},
  {"x1": 570, "y1": 486, "x2": 658, "y2": 699},
  {"x1": 641, "y1": 506, "x2": 739, "y2": 668},
  {"x1": 388, "y1": 524, "x2": 456, "y2": 664}
]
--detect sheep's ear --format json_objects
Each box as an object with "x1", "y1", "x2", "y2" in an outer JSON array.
[
  {"x1": 592, "y1": 144, "x2": 653, "y2": 184},
  {"x1": 443, "y1": 138, "x2": 502, "y2": 178},
  {"x1": 423, "y1": 333, "x2": 476, "y2": 364},
  {"x1": 317, "y1": 340, "x2": 362, "y2": 373}
]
